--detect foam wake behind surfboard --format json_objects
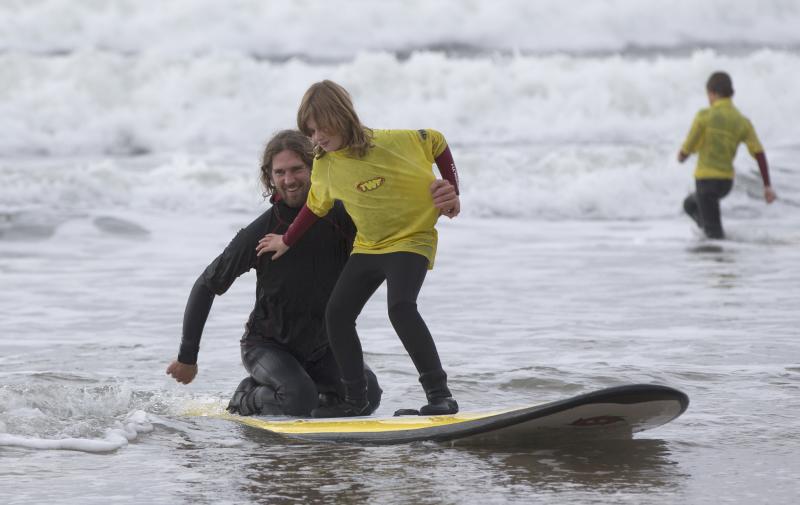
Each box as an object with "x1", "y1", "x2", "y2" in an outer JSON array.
[{"x1": 187, "y1": 384, "x2": 688, "y2": 446}]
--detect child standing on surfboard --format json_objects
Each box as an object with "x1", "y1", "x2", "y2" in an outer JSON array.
[
  {"x1": 678, "y1": 71, "x2": 777, "y2": 239},
  {"x1": 256, "y1": 80, "x2": 461, "y2": 418}
]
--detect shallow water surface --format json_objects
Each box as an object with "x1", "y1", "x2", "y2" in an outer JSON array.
[{"x1": 2, "y1": 209, "x2": 798, "y2": 504}]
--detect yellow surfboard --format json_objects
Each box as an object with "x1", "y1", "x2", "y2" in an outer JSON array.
[{"x1": 187, "y1": 384, "x2": 688, "y2": 446}]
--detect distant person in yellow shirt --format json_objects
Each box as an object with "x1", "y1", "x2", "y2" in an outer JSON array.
[
  {"x1": 678, "y1": 71, "x2": 777, "y2": 239},
  {"x1": 257, "y1": 80, "x2": 461, "y2": 418}
]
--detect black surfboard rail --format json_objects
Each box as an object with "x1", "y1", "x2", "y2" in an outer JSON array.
[{"x1": 289, "y1": 384, "x2": 689, "y2": 445}]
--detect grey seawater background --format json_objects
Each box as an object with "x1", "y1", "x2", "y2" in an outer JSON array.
[
  {"x1": 3, "y1": 0, "x2": 800, "y2": 503},
  {"x1": 1, "y1": 148, "x2": 799, "y2": 504}
]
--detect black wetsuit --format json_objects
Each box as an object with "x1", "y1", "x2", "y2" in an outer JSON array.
[
  {"x1": 326, "y1": 252, "x2": 451, "y2": 402},
  {"x1": 178, "y1": 198, "x2": 381, "y2": 416}
]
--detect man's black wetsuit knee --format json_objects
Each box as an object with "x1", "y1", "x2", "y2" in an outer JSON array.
[{"x1": 227, "y1": 343, "x2": 381, "y2": 416}]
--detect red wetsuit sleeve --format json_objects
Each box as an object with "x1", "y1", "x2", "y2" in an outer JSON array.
[
  {"x1": 282, "y1": 204, "x2": 320, "y2": 247},
  {"x1": 754, "y1": 152, "x2": 771, "y2": 186},
  {"x1": 434, "y1": 145, "x2": 460, "y2": 195}
]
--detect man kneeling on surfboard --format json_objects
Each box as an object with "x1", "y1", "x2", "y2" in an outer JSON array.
[{"x1": 165, "y1": 130, "x2": 459, "y2": 417}]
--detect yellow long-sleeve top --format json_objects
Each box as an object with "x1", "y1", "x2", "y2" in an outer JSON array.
[
  {"x1": 305, "y1": 129, "x2": 449, "y2": 269},
  {"x1": 681, "y1": 98, "x2": 764, "y2": 180}
]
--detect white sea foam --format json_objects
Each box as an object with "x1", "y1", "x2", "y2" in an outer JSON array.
[
  {"x1": 2, "y1": 49, "x2": 798, "y2": 158},
  {"x1": 2, "y1": 0, "x2": 798, "y2": 222},
  {"x1": 0, "y1": 410, "x2": 153, "y2": 453},
  {"x1": 2, "y1": 1, "x2": 798, "y2": 222},
  {"x1": 1, "y1": 0, "x2": 798, "y2": 57},
  {"x1": 1, "y1": 46, "x2": 798, "y2": 221},
  {"x1": 0, "y1": 379, "x2": 156, "y2": 453}
]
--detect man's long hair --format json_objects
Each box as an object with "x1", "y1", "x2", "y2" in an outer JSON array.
[{"x1": 259, "y1": 130, "x2": 314, "y2": 196}]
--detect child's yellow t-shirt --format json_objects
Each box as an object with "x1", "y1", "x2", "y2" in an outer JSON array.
[
  {"x1": 681, "y1": 98, "x2": 764, "y2": 180},
  {"x1": 305, "y1": 129, "x2": 448, "y2": 269}
]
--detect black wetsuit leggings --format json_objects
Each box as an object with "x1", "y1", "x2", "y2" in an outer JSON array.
[
  {"x1": 229, "y1": 343, "x2": 381, "y2": 416},
  {"x1": 326, "y1": 252, "x2": 444, "y2": 384},
  {"x1": 683, "y1": 179, "x2": 733, "y2": 239}
]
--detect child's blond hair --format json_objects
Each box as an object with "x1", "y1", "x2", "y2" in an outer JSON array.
[{"x1": 297, "y1": 80, "x2": 373, "y2": 158}]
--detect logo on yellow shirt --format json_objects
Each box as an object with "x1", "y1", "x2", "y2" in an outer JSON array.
[{"x1": 356, "y1": 177, "x2": 385, "y2": 192}]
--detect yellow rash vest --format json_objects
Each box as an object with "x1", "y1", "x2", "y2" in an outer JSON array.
[
  {"x1": 681, "y1": 98, "x2": 764, "y2": 180},
  {"x1": 304, "y1": 129, "x2": 450, "y2": 269}
]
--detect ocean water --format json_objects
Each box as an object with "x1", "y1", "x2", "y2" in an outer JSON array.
[{"x1": 1, "y1": 1, "x2": 799, "y2": 504}]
